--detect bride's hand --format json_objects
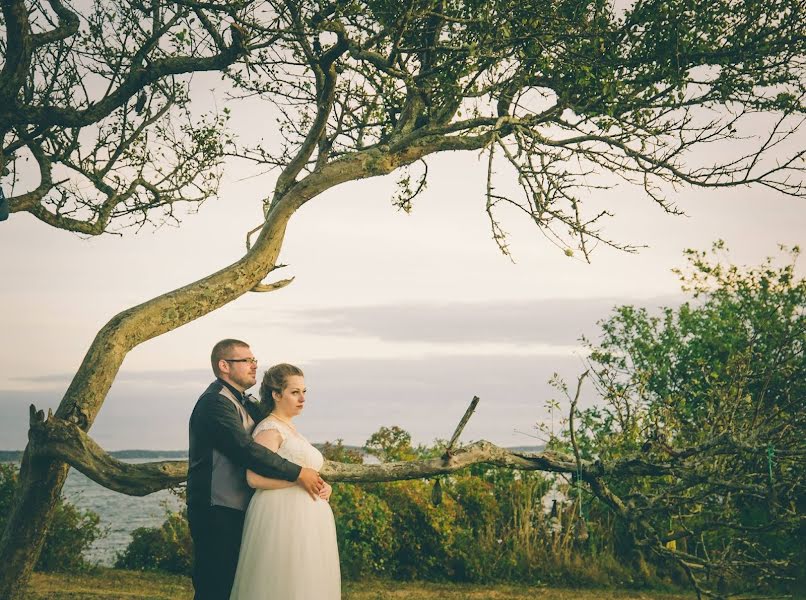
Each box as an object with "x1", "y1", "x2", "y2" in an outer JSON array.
[{"x1": 319, "y1": 481, "x2": 332, "y2": 502}]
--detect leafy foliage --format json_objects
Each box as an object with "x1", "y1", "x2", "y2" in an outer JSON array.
[
  {"x1": 328, "y1": 483, "x2": 397, "y2": 578},
  {"x1": 1, "y1": 0, "x2": 240, "y2": 233},
  {"x1": 365, "y1": 426, "x2": 420, "y2": 462},
  {"x1": 4, "y1": 0, "x2": 804, "y2": 251},
  {"x1": 114, "y1": 508, "x2": 192, "y2": 575},
  {"x1": 114, "y1": 487, "x2": 190, "y2": 574},
  {"x1": 228, "y1": 0, "x2": 806, "y2": 257},
  {"x1": 560, "y1": 243, "x2": 806, "y2": 596}
]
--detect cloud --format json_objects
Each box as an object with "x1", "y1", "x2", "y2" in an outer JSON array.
[
  {"x1": 8, "y1": 369, "x2": 209, "y2": 387},
  {"x1": 0, "y1": 296, "x2": 684, "y2": 449},
  {"x1": 284, "y1": 295, "x2": 683, "y2": 346}
]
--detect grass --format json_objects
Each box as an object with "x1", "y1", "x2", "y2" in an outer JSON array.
[{"x1": 25, "y1": 569, "x2": 695, "y2": 600}]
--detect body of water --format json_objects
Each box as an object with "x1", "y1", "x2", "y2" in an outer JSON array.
[{"x1": 61, "y1": 460, "x2": 183, "y2": 566}]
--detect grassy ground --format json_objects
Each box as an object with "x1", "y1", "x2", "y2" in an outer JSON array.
[{"x1": 25, "y1": 569, "x2": 695, "y2": 600}]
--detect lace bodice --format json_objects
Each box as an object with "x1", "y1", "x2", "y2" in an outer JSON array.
[{"x1": 253, "y1": 417, "x2": 324, "y2": 471}]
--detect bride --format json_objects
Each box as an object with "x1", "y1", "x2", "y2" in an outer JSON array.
[{"x1": 230, "y1": 363, "x2": 341, "y2": 599}]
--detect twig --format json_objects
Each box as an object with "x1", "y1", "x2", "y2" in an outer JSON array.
[
  {"x1": 568, "y1": 371, "x2": 589, "y2": 469},
  {"x1": 445, "y1": 396, "x2": 480, "y2": 457},
  {"x1": 250, "y1": 277, "x2": 295, "y2": 293}
]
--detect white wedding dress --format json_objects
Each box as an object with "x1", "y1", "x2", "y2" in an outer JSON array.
[{"x1": 229, "y1": 418, "x2": 341, "y2": 599}]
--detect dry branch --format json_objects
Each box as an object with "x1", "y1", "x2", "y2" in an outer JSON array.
[
  {"x1": 27, "y1": 404, "x2": 584, "y2": 494},
  {"x1": 27, "y1": 406, "x2": 187, "y2": 496},
  {"x1": 445, "y1": 395, "x2": 479, "y2": 455},
  {"x1": 251, "y1": 277, "x2": 295, "y2": 293}
]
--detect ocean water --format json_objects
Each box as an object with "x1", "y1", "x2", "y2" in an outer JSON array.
[{"x1": 61, "y1": 460, "x2": 183, "y2": 566}]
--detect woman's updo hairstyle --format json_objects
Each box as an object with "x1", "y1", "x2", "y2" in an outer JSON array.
[{"x1": 259, "y1": 363, "x2": 304, "y2": 414}]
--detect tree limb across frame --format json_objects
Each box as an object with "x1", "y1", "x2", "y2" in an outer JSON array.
[
  {"x1": 26, "y1": 400, "x2": 583, "y2": 494},
  {"x1": 5, "y1": 0, "x2": 805, "y2": 248},
  {"x1": 26, "y1": 392, "x2": 681, "y2": 495}
]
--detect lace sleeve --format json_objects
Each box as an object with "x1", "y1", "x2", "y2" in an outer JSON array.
[{"x1": 252, "y1": 418, "x2": 287, "y2": 445}]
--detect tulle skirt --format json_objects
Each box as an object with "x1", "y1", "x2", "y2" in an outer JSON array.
[{"x1": 229, "y1": 486, "x2": 340, "y2": 599}]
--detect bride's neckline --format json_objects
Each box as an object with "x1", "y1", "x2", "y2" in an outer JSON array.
[{"x1": 268, "y1": 413, "x2": 298, "y2": 433}]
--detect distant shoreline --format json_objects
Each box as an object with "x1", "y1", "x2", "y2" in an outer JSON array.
[
  {"x1": 0, "y1": 449, "x2": 189, "y2": 461},
  {"x1": 0, "y1": 444, "x2": 544, "y2": 462}
]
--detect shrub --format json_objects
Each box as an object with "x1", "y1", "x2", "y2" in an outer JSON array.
[
  {"x1": 374, "y1": 480, "x2": 463, "y2": 580},
  {"x1": 330, "y1": 484, "x2": 396, "y2": 578},
  {"x1": 114, "y1": 486, "x2": 192, "y2": 574},
  {"x1": 0, "y1": 463, "x2": 104, "y2": 572},
  {"x1": 115, "y1": 504, "x2": 191, "y2": 574},
  {"x1": 319, "y1": 439, "x2": 363, "y2": 464}
]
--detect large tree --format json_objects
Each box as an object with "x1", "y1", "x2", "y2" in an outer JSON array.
[{"x1": 1, "y1": 0, "x2": 804, "y2": 597}]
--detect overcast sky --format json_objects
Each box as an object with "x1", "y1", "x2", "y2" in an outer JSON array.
[{"x1": 1, "y1": 86, "x2": 804, "y2": 450}]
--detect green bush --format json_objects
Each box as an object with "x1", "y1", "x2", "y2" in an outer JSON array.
[
  {"x1": 330, "y1": 484, "x2": 396, "y2": 578},
  {"x1": 115, "y1": 507, "x2": 192, "y2": 574},
  {"x1": 374, "y1": 480, "x2": 463, "y2": 580},
  {"x1": 0, "y1": 463, "x2": 104, "y2": 572},
  {"x1": 571, "y1": 244, "x2": 806, "y2": 594},
  {"x1": 0, "y1": 464, "x2": 17, "y2": 521}
]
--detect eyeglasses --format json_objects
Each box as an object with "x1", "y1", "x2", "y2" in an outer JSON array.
[{"x1": 223, "y1": 358, "x2": 258, "y2": 365}]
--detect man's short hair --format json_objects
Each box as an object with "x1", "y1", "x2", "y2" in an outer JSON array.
[{"x1": 211, "y1": 339, "x2": 250, "y2": 377}]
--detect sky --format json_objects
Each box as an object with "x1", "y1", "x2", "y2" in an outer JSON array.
[{"x1": 1, "y1": 82, "x2": 805, "y2": 451}]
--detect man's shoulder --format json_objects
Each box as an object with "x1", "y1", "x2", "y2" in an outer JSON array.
[
  {"x1": 199, "y1": 379, "x2": 225, "y2": 400},
  {"x1": 193, "y1": 381, "x2": 234, "y2": 414}
]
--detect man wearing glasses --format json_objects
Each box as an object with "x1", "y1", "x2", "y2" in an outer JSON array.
[{"x1": 187, "y1": 338, "x2": 324, "y2": 600}]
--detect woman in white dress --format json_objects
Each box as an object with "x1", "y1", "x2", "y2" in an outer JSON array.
[{"x1": 230, "y1": 363, "x2": 341, "y2": 600}]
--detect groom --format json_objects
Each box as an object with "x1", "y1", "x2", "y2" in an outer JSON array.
[{"x1": 187, "y1": 338, "x2": 324, "y2": 600}]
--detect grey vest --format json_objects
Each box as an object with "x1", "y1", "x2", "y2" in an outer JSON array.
[{"x1": 210, "y1": 386, "x2": 256, "y2": 510}]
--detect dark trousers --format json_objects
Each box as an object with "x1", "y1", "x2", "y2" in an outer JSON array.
[{"x1": 188, "y1": 504, "x2": 246, "y2": 600}]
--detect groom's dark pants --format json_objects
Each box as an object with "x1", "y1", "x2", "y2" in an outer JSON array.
[{"x1": 188, "y1": 504, "x2": 246, "y2": 600}]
